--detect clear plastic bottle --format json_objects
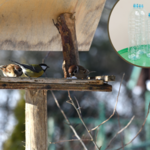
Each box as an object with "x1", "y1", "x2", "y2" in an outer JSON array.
[
  {"x1": 128, "y1": 4, "x2": 141, "y2": 60},
  {"x1": 147, "y1": 13, "x2": 150, "y2": 57},
  {"x1": 139, "y1": 4, "x2": 148, "y2": 54}
]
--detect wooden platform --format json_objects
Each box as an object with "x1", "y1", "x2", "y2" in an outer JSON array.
[{"x1": 0, "y1": 75, "x2": 115, "y2": 91}]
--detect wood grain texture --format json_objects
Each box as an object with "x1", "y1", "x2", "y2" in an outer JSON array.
[
  {"x1": 25, "y1": 90, "x2": 47, "y2": 150},
  {"x1": 0, "y1": 0, "x2": 106, "y2": 51},
  {"x1": 0, "y1": 82, "x2": 112, "y2": 91},
  {"x1": 0, "y1": 75, "x2": 115, "y2": 83},
  {"x1": 0, "y1": 76, "x2": 114, "y2": 91},
  {"x1": 0, "y1": 77, "x2": 114, "y2": 91}
]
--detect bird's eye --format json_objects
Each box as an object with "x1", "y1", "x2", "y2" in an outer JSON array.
[{"x1": 17, "y1": 69, "x2": 22, "y2": 72}]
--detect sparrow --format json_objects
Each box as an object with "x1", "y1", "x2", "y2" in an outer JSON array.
[
  {"x1": 10, "y1": 60, "x2": 49, "y2": 78},
  {"x1": 68, "y1": 65, "x2": 95, "y2": 79},
  {"x1": 0, "y1": 64, "x2": 23, "y2": 77}
]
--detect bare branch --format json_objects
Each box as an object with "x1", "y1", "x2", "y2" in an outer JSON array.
[
  {"x1": 89, "y1": 73, "x2": 125, "y2": 132},
  {"x1": 116, "y1": 111, "x2": 124, "y2": 150},
  {"x1": 105, "y1": 116, "x2": 135, "y2": 150},
  {"x1": 68, "y1": 91, "x2": 100, "y2": 150},
  {"x1": 50, "y1": 138, "x2": 92, "y2": 144},
  {"x1": 51, "y1": 91, "x2": 88, "y2": 150},
  {"x1": 42, "y1": 51, "x2": 50, "y2": 63},
  {"x1": 94, "y1": 127, "x2": 101, "y2": 150},
  {"x1": 113, "y1": 103, "x2": 150, "y2": 150},
  {"x1": 66, "y1": 100, "x2": 72, "y2": 105},
  {"x1": 74, "y1": 96, "x2": 82, "y2": 114}
]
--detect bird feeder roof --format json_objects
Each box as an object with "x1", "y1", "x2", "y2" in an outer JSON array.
[{"x1": 0, "y1": 0, "x2": 106, "y2": 51}]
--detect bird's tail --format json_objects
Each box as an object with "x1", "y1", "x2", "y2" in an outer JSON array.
[
  {"x1": 9, "y1": 60, "x2": 21, "y2": 66},
  {"x1": 88, "y1": 71, "x2": 96, "y2": 74}
]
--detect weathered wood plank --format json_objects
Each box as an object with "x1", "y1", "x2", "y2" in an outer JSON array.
[
  {"x1": 0, "y1": 76, "x2": 114, "y2": 91},
  {"x1": 0, "y1": 82, "x2": 112, "y2": 92},
  {"x1": 0, "y1": 0, "x2": 106, "y2": 51},
  {"x1": 0, "y1": 77, "x2": 104, "y2": 84},
  {"x1": 0, "y1": 75, "x2": 115, "y2": 83},
  {"x1": 26, "y1": 90, "x2": 47, "y2": 150}
]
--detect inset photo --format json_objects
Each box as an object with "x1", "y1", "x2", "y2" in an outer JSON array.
[{"x1": 108, "y1": 0, "x2": 150, "y2": 67}]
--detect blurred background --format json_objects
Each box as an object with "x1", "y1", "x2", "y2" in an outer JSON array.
[{"x1": 0, "y1": 0, "x2": 150, "y2": 150}]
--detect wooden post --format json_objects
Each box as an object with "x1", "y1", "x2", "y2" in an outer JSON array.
[
  {"x1": 25, "y1": 90, "x2": 47, "y2": 150},
  {"x1": 54, "y1": 13, "x2": 79, "y2": 78}
]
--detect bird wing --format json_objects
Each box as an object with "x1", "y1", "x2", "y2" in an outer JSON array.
[
  {"x1": 10, "y1": 60, "x2": 22, "y2": 66},
  {"x1": 22, "y1": 64, "x2": 40, "y2": 73},
  {"x1": 78, "y1": 65, "x2": 87, "y2": 73},
  {"x1": 31, "y1": 65, "x2": 42, "y2": 73},
  {"x1": 78, "y1": 65, "x2": 95, "y2": 75}
]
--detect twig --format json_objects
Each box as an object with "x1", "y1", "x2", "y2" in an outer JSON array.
[
  {"x1": 74, "y1": 96, "x2": 82, "y2": 114},
  {"x1": 89, "y1": 73, "x2": 125, "y2": 132},
  {"x1": 95, "y1": 127, "x2": 100, "y2": 142},
  {"x1": 51, "y1": 91, "x2": 88, "y2": 150},
  {"x1": 50, "y1": 138, "x2": 92, "y2": 144},
  {"x1": 113, "y1": 103, "x2": 150, "y2": 150},
  {"x1": 116, "y1": 111, "x2": 124, "y2": 150},
  {"x1": 95, "y1": 127, "x2": 101, "y2": 150},
  {"x1": 105, "y1": 116, "x2": 135, "y2": 150},
  {"x1": 42, "y1": 52, "x2": 50, "y2": 63},
  {"x1": 68, "y1": 91, "x2": 100, "y2": 150}
]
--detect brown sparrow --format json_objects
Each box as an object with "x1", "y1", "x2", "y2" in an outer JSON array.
[
  {"x1": 0, "y1": 64, "x2": 23, "y2": 77},
  {"x1": 68, "y1": 65, "x2": 95, "y2": 79}
]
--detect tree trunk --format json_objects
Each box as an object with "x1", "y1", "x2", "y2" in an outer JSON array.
[{"x1": 54, "y1": 13, "x2": 79, "y2": 78}]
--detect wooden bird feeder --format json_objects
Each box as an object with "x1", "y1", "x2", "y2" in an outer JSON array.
[{"x1": 0, "y1": 0, "x2": 114, "y2": 149}]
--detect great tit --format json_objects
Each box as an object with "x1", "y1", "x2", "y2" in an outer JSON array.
[
  {"x1": 10, "y1": 60, "x2": 49, "y2": 78},
  {"x1": 68, "y1": 65, "x2": 95, "y2": 79},
  {"x1": 0, "y1": 64, "x2": 23, "y2": 77}
]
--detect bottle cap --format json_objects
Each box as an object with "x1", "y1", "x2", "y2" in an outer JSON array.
[
  {"x1": 133, "y1": 4, "x2": 136, "y2": 8},
  {"x1": 139, "y1": 4, "x2": 142, "y2": 8},
  {"x1": 149, "y1": 13, "x2": 150, "y2": 17},
  {"x1": 136, "y1": 4, "x2": 138, "y2": 8},
  {"x1": 142, "y1": 4, "x2": 144, "y2": 8}
]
